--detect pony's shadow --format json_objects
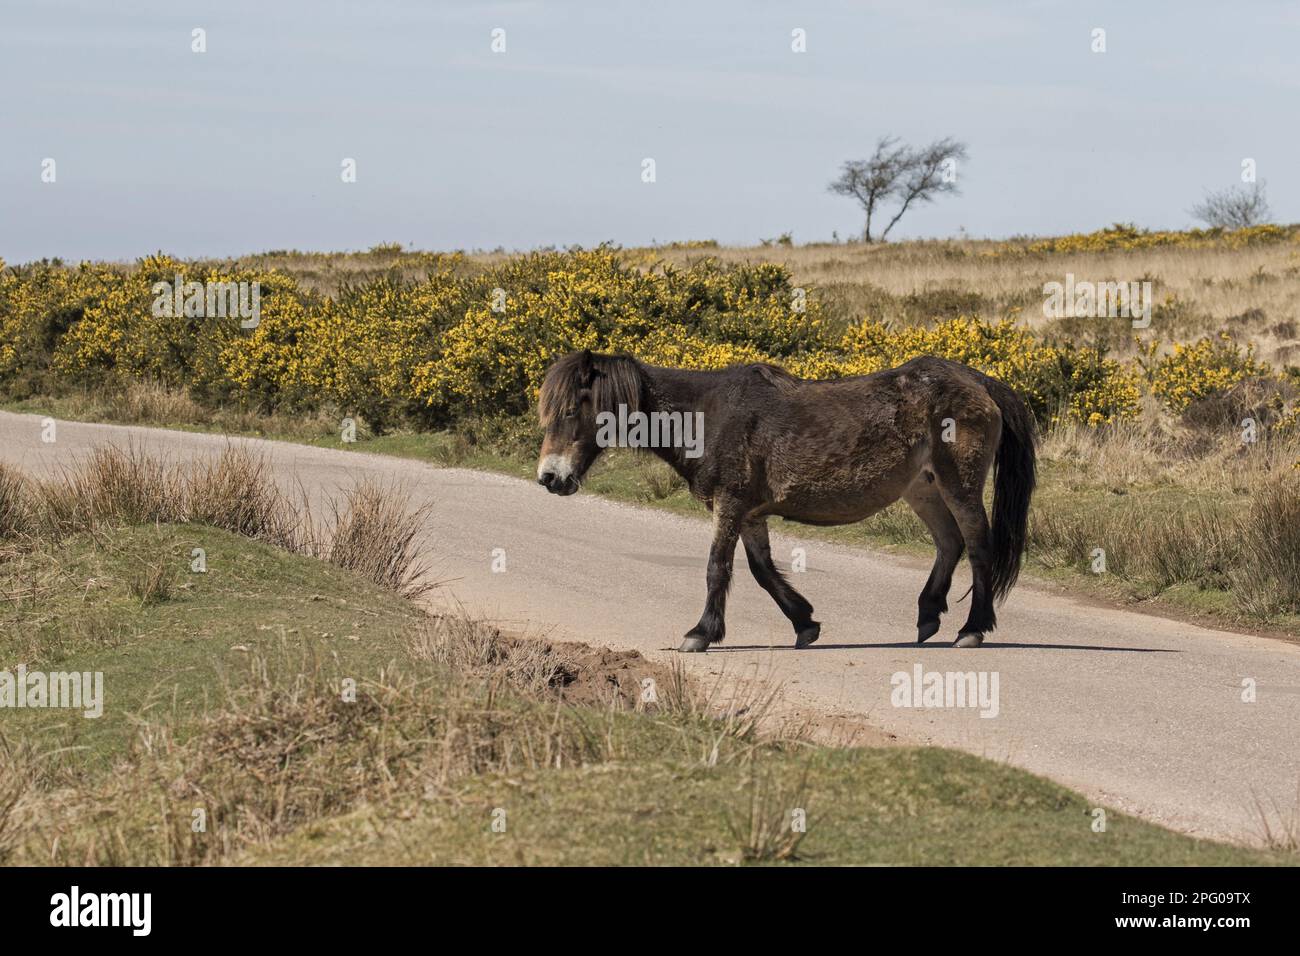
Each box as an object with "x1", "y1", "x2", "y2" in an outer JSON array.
[{"x1": 707, "y1": 641, "x2": 1176, "y2": 653}]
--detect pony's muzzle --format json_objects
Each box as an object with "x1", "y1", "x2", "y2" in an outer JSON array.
[{"x1": 538, "y1": 471, "x2": 579, "y2": 496}]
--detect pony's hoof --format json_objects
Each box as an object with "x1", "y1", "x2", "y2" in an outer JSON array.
[
  {"x1": 795, "y1": 622, "x2": 821, "y2": 648},
  {"x1": 954, "y1": 632, "x2": 984, "y2": 648},
  {"x1": 917, "y1": 620, "x2": 941, "y2": 644},
  {"x1": 678, "y1": 635, "x2": 712, "y2": 653}
]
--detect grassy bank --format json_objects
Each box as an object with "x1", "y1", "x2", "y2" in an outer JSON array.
[{"x1": 0, "y1": 525, "x2": 1288, "y2": 866}]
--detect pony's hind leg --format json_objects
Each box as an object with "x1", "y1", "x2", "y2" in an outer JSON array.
[
  {"x1": 741, "y1": 517, "x2": 820, "y2": 648},
  {"x1": 930, "y1": 416, "x2": 1001, "y2": 647},
  {"x1": 932, "y1": 479, "x2": 996, "y2": 647},
  {"x1": 903, "y1": 479, "x2": 965, "y2": 644}
]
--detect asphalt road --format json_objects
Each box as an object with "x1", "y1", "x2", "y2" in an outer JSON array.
[{"x1": 3, "y1": 410, "x2": 1298, "y2": 845}]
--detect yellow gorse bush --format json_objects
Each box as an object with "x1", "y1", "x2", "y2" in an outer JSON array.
[
  {"x1": 0, "y1": 246, "x2": 1286, "y2": 433},
  {"x1": 1144, "y1": 332, "x2": 1269, "y2": 412},
  {"x1": 407, "y1": 251, "x2": 835, "y2": 420},
  {"x1": 0, "y1": 260, "x2": 122, "y2": 386},
  {"x1": 997, "y1": 222, "x2": 1300, "y2": 256}
]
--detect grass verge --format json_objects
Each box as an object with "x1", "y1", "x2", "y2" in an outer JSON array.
[{"x1": 0, "y1": 518, "x2": 1291, "y2": 864}]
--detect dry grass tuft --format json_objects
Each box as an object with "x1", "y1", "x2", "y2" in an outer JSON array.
[
  {"x1": 187, "y1": 448, "x2": 298, "y2": 548},
  {"x1": 0, "y1": 444, "x2": 434, "y2": 597},
  {"x1": 638, "y1": 459, "x2": 687, "y2": 501},
  {"x1": 1234, "y1": 475, "x2": 1300, "y2": 616},
  {"x1": 659, "y1": 658, "x2": 794, "y2": 764},
  {"x1": 106, "y1": 380, "x2": 207, "y2": 425},
  {"x1": 1251, "y1": 783, "x2": 1300, "y2": 853},
  {"x1": 126, "y1": 557, "x2": 177, "y2": 606},
  {"x1": 321, "y1": 480, "x2": 434, "y2": 598},
  {"x1": 407, "y1": 613, "x2": 574, "y2": 696},
  {"x1": 0, "y1": 464, "x2": 34, "y2": 540},
  {"x1": 0, "y1": 734, "x2": 39, "y2": 865},
  {"x1": 43, "y1": 445, "x2": 181, "y2": 533}
]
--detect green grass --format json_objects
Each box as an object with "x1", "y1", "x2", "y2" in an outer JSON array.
[
  {"x1": 1, "y1": 521, "x2": 1291, "y2": 865},
  {"x1": 239, "y1": 746, "x2": 1285, "y2": 866},
  {"x1": 1, "y1": 523, "x2": 425, "y2": 766}
]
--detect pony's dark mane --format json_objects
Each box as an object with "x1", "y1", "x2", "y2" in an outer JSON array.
[
  {"x1": 538, "y1": 351, "x2": 646, "y2": 426},
  {"x1": 540, "y1": 351, "x2": 811, "y2": 426},
  {"x1": 539, "y1": 352, "x2": 804, "y2": 426}
]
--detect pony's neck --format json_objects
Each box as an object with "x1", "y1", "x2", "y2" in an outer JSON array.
[{"x1": 635, "y1": 363, "x2": 715, "y2": 478}]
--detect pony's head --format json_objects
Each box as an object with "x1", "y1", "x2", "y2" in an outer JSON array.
[{"x1": 536, "y1": 350, "x2": 643, "y2": 495}]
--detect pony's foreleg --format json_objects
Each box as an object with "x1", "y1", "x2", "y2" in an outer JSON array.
[
  {"x1": 741, "y1": 518, "x2": 820, "y2": 648},
  {"x1": 679, "y1": 499, "x2": 745, "y2": 653}
]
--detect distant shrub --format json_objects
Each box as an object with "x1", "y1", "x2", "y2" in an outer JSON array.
[
  {"x1": 657, "y1": 239, "x2": 719, "y2": 250},
  {"x1": 1017, "y1": 222, "x2": 1299, "y2": 256},
  {"x1": 899, "y1": 288, "x2": 988, "y2": 323}
]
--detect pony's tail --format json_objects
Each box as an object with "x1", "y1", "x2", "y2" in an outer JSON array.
[{"x1": 983, "y1": 377, "x2": 1037, "y2": 603}]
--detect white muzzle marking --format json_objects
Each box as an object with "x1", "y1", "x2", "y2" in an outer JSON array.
[{"x1": 538, "y1": 453, "x2": 575, "y2": 481}]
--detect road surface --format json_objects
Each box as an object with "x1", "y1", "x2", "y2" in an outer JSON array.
[{"x1": 2, "y1": 410, "x2": 1297, "y2": 845}]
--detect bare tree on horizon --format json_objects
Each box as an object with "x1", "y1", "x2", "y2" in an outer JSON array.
[
  {"x1": 829, "y1": 136, "x2": 968, "y2": 243},
  {"x1": 1190, "y1": 182, "x2": 1272, "y2": 229}
]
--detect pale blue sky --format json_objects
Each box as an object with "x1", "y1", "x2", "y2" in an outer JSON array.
[{"x1": 2, "y1": 0, "x2": 1296, "y2": 262}]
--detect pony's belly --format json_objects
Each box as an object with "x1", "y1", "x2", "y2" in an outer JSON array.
[
  {"x1": 768, "y1": 489, "x2": 896, "y2": 526},
  {"x1": 759, "y1": 444, "x2": 925, "y2": 525}
]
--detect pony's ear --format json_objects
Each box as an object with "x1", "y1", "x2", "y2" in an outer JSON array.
[{"x1": 578, "y1": 349, "x2": 596, "y2": 384}]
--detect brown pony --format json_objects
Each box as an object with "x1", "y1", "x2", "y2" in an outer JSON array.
[{"x1": 536, "y1": 350, "x2": 1036, "y2": 651}]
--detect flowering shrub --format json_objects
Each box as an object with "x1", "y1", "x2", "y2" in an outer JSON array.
[
  {"x1": 827, "y1": 318, "x2": 1143, "y2": 424},
  {"x1": 1016, "y1": 223, "x2": 1298, "y2": 256},
  {"x1": 1146, "y1": 333, "x2": 1269, "y2": 412},
  {"x1": 50, "y1": 254, "x2": 306, "y2": 401},
  {"x1": 0, "y1": 260, "x2": 121, "y2": 387},
  {"x1": 221, "y1": 271, "x2": 466, "y2": 426},
  {"x1": 0, "y1": 247, "x2": 1285, "y2": 433},
  {"x1": 408, "y1": 251, "x2": 832, "y2": 421}
]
